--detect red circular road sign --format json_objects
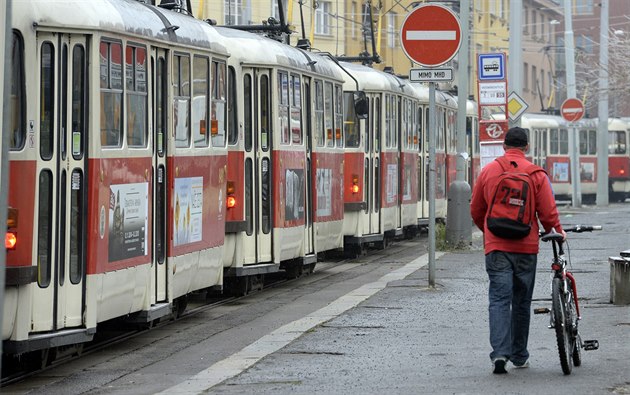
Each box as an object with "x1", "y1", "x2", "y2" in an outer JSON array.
[
  {"x1": 561, "y1": 98, "x2": 585, "y2": 122},
  {"x1": 400, "y1": 4, "x2": 462, "y2": 67}
]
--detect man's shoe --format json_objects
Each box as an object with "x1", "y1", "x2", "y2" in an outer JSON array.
[
  {"x1": 513, "y1": 359, "x2": 530, "y2": 369},
  {"x1": 492, "y1": 357, "x2": 508, "y2": 374}
]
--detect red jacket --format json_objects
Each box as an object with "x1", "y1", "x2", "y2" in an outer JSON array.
[{"x1": 470, "y1": 149, "x2": 563, "y2": 254}]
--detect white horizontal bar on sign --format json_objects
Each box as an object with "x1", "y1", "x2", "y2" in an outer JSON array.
[
  {"x1": 406, "y1": 31, "x2": 457, "y2": 41},
  {"x1": 410, "y1": 68, "x2": 453, "y2": 82},
  {"x1": 562, "y1": 108, "x2": 582, "y2": 113}
]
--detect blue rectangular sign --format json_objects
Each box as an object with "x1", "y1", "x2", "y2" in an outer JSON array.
[{"x1": 478, "y1": 53, "x2": 506, "y2": 80}]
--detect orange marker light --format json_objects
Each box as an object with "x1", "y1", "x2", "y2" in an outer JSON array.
[
  {"x1": 352, "y1": 174, "x2": 360, "y2": 194},
  {"x1": 5, "y1": 232, "x2": 17, "y2": 250},
  {"x1": 620, "y1": 169, "x2": 626, "y2": 175},
  {"x1": 226, "y1": 195, "x2": 236, "y2": 209}
]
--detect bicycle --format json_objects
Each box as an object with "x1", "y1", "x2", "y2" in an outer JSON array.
[{"x1": 534, "y1": 225, "x2": 602, "y2": 375}]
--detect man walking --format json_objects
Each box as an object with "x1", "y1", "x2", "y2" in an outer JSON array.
[{"x1": 470, "y1": 127, "x2": 566, "y2": 374}]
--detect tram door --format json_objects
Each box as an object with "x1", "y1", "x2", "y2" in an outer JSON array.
[
  {"x1": 33, "y1": 33, "x2": 88, "y2": 332},
  {"x1": 242, "y1": 68, "x2": 273, "y2": 264},
  {"x1": 363, "y1": 95, "x2": 381, "y2": 235},
  {"x1": 151, "y1": 48, "x2": 168, "y2": 303},
  {"x1": 303, "y1": 77, "x2": 315, "y2": 256}
]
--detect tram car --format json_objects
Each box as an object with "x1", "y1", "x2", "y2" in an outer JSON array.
[
  {"x1": 216, "y1": 27, "x2": 348, "y2": 291},
  {"x1": 522, "y1": 114, "x2": 630, "y2": 202},
  {"x1": 4, "y1": 0, "x2": 232, "y2": 355},
  {"x1": 339, "y1": 63, "x2": 421, "y2": 255},
  {"x1": 410, "y1": 84, "x2": 459, "y2": 225}
]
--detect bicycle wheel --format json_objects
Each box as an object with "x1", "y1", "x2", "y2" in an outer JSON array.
[{"x1": 552, "y1": 277, "x2": 573, "y2": 375}]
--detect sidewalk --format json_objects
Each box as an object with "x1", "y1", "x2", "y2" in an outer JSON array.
[{"x1": 195, "y1": 205, "x2": 630, "y2": 394}]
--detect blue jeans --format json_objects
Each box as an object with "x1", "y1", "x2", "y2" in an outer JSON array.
[{"x1": 485, "y1": 251, "x2": 537, "y2": 364}]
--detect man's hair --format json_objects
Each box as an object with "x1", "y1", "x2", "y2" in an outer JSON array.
[{"x1": 504, "y1": 127, "x2": 528, "y2": 148}]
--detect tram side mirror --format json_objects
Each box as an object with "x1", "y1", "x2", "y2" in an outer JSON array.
[{"x1": 354, "y1": 91, "x2": 368, "y2": 120}]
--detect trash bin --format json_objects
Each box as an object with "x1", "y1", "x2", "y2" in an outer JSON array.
[{"x1": 609, "y1": 256, "x2": 630, "y2": 305}]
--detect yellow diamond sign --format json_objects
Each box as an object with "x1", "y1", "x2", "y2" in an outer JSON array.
[{"x1": 507, "y1": 92, "x2": 529, "y2": 121}]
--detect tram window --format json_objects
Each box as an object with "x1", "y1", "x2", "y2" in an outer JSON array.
[
  {"x1": 245, "y1": 158, "x2": 253, "y2": 236},
  {"x1": 550, "y1": 129, "x2": 559, "y2": 155},
  {"x1": 211, "y1": 60, "x2": 227, "y2": 147},
  {"x1": 579, "y1": 129, "x2": 588, "y2": 155},
  {"x1": 375, "y1": 97, "x2": 381, "y2": 152},
  {"x1": 156, "y1": 57, "x2": 166, "y2": 156},
  {"x1": 40, "y1": 42, "x2": 55, "y2": 160},
  {"x1": 260, "y1": 74, "x2": 270, "y2": 151},
  {"x1": 228, "y1": 66, "x2": 238, "y2": 145},
  {"x1": 61, "y1": 44, "x2": 68, "y2": 161},
  {"x1": 126, "y1": 45, "x2": 147, "y2": 147},
  {"x1": 385, "y1": 95, "x2": 391, "y2": 148},
  {"x1": 37, "y1": 170, "x2": 53, "y2": 287},
  {"x1": 192, "y1": 55, "x2": 209, "y2": 147},
  {"x1": 244, "y1": 74, "x2": 253, "y2": 151},
  {"x1": 588, "y1": 130, "x2": 597, "y2": 155},
  {"x1": 261, "y1": 157, "x2": 271, "y2": 234},
  {"x1": 374, "y1": 158, "x2": 380, "y2": 212},
  {"x1": 314, "y1": 80, "x2": 324, "y2": 147},
  {"x1": 559, "y1": 129, "x2": 569, "y2": 155},
  {"x1": 72, "y1": 45, "x2": 86, "y2": 159},
  {"x1": 100, "y1": 41, "x2": 123, "y2": 147},
  {"x1": 334, "y1": 85, "x2": 343, "y2": 148},
  {"x1": 364, "y1": 159, "x2": 369, "y2": 213},
  {"x1": 609, "y1": 131, "x2": 627, "y2": 154},
  {"x1": 343, "y1": 92, "x2": 360, "y2": 148},
  {"x1": 292, "y1": 75, "x2": 303, "y2": 145},
  {"x1": 324, "y1": 82, "x2": 334, "y2": 147},
  {"x1": 10, "y1": 31, "x2": 25, "y2": 150},
  {"x1": 417, "y1": 107, "x2": 423, "y2": 152},
  {"x1": 173, "y1": 54, "x2": 191, "y2": 148},
  {"x1": 278, "y1": 71, "x2": 290, "y2": 145},
  {"x1": 70, "y1": 170, "x2": 84, "y2": 284}
]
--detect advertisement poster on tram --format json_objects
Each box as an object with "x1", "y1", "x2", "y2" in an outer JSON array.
[
  {"x1": 316, "y1": 168, "x2": 332, "y2": 217},
  {"x1": 108, "y1": 182, "x2": 148, "y2": 262},
  {"x1": 173, "y1": 177, "x2": 203, "y2": 246},
  {"x1": 285, "y1": 168, "x2": 305, "y2": 221},
  {"x1": 386, "y1": 164, "x2": 399, "y2": 204}
]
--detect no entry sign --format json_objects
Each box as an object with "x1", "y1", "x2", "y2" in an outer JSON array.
[
  {"x1": 400, "y1": 4, "x2": 462, "y2": 67},
  {"x1": 561, "y1": 98, "x2": 585, "y2": 122}
]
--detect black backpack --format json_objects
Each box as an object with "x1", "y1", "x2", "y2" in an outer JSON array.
[{"x1": 486, "y1": 157, "x2": 545, "y2": 239}]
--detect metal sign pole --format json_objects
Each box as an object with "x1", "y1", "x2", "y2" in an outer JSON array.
[{"x1": 428, "y1": 82, "x2": 436, "y2": 287}]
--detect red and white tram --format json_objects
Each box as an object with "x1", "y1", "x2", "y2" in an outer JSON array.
[
  {"x1": 524, "y1": 114, "x2": 630, "y2": 202},
  {"x1": 340, "y1": 63, "x2": 420, "y2": 254},
  {"x1": 217, "y1": 28, "x2": 347, "y2": 291},
  {"x1": 4, "y1": 0, "x2": 229, "y2": 353}
]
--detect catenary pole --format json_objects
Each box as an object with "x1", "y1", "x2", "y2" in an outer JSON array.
[
  {"x1": 0, "y1": 0, "x2": 13, "y2": 374},
  {"x1": 508, "y1": 0, "x2": 522, "y2": 129},
  {"x1": 596, "y1": 0, "x2": 609, "y2": 205},
  {"x1": 456, "y1": 0, "x2": 469, "y2": 182},
  {"x1": 563, "y1": 0, "x2": 582, "y2": 207}
]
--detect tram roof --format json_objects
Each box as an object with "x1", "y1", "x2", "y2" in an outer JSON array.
[
  {"x1": 14, "y1": 0, "x2": 229, "y2": 56},
  {"x1": 338, "y1": 62, "x2": 418, "y2": 96}
]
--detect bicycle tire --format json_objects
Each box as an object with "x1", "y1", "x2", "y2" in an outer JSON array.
[
  {"x1": 552, "y1": 277, "x2": 573, "y2": 375},
  {"x1": 567, "y1": 277, "x2": 582, "y2": 367}
]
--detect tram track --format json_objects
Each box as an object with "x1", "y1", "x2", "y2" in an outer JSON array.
[{"x1": 2, "y1": 237, "x2": 425, "y2": 390}]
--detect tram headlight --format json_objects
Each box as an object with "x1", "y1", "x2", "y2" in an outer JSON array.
[
  {"x1": 5, "y1": 231, "x2": 17, "y2": 250},
  {"x1": 226, "y1": 181, "x2": 236, "y2": 209}
]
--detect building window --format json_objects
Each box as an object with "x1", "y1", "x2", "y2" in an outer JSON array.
[
  {"x1": 315, "y1": 1, "x2": 331, "y2": 35},
  {"x1": 272, "y1": 0, "x2": 288, "y2": 21},
  {"x1": 224, "y1": 0, "x2": 243, "y2": 25},
  {"x1": 523, "y1": 62, "x2": 529, "y2": 92},
  {"x1": 575, "y1": 0, "x2": 594, "y2": 15},
  {"x1": 352, "y1": 1, "x2": 357, "y2": 38},
  {"x1": 387, "y1": 12, "x2": 397, "y2": 48},
  {"x1": 531, "y1": 65, "x2": 537, "y2": 93}
]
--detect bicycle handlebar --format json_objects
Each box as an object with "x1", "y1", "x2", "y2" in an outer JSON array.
[{"x1": 540, "y1": 225, "x2": 601, "y2": 243}]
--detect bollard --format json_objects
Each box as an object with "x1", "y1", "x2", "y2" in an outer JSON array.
[
  {"x1": 609, "y1": 256, "x2": 630, "y2": 305},
  {"x1": 446, "y1": 180, "x2": 472, "y2": 247}
]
